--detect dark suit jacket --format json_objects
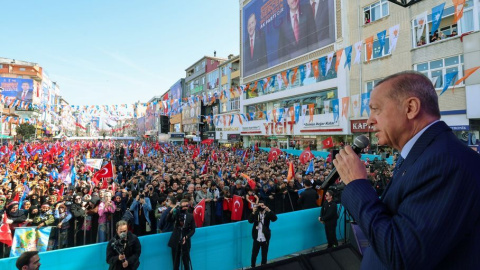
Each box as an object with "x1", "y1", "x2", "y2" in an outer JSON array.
[
  {"x1": 313, "y1": 0, "x2": 334, "y2": 47},
  {"x1": 244, "y1": 29, "x2": 268, "y2": 76},
  {"x1": 16, "y1": 90, "x2": 33, "y2": 101},
  {"x1": 168, "y1": 211, "x2": 196, "y2": 248},
  {"x1": 106, "y1": 232, "x2": 141, "y2": 270},
  {"x1": 298, "y1": 188, "x2": 319, "y2": 209},
  {"x1": 342, "y1": 121, "x2": 480, "y2": 269},
  {"x1": 278, "y1": 3, "x2": 317, "y2": 62},
  {"x1": 248, "y1": 210, "x2": 277, "y2": 242}
]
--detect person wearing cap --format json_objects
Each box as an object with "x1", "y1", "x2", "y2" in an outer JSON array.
[{"x1": 7, "y1": 201, "x2": 31, "y2": 231}]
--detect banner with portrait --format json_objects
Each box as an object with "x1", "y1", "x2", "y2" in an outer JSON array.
[
  {"x1": 0, "y1": 78, "x2": 34, "y2": 102},
  {"x1": 242, "y1": 0, "x2": 335, "y2": 77}
]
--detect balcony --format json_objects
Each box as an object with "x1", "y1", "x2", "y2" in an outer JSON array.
[{"x1": 11, "y1": 66, "x2": 42, "y2": 81}]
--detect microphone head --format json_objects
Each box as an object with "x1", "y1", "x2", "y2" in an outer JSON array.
[{"x1": 353, "y1": 135, "x2": 370, "y2": 149}]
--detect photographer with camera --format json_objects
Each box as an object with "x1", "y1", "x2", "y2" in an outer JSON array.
[
  {"x1": 129, "y1": 189, "x2": 152, "y2": 236},
  {"x1": 106, "y1": 220, "x2": 141, "y2": 270},
  {"x1": 248, "y1": 200, "x2": 277, "y2": 267},
  {"x1": 167, "y1": 199, "x2": 195, "y2": 270}
]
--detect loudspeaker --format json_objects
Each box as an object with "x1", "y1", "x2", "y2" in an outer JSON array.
[{"x1": 252, "y1": 244, "x2": 362, "y2": 270}]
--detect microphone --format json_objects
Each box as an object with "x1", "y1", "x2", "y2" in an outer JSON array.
[{"x1": 320, "y1": 135, "x2": 370, "y2": 190}]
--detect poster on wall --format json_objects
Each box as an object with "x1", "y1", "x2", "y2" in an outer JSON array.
[
  {"x1": 242, "y1": 0, "x2": 335, "y2": 77},
  {"x1": 0, "y1": 78, "x2": 34, "y2": 102}
]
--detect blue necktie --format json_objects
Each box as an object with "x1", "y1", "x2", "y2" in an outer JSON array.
[{"x1": 392, "y1": 155, "x2": 404, "y2": 178}]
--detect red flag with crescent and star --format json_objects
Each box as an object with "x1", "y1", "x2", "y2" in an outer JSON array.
[
  {"x1": 193, "y1": 199, "x2": 206, "y2": 228},
  {"x1": 231, "y1": 195, "x2": 244, "y2": 221},
  {"x1": 0, "y1": 212, "x2": 13, "y2": 246},
  {"x1": 93, "y1": 161, "x2": 114, "y2": 179},
  {"x1": 322, "y1": 137, "x2": 334, "y2": 149},
  {"x1": 268, "y1": 148, "x2": 282, "y2": 162},
  {"x1": 299, "y1": 147, "x2": 314, "y2": 164}
]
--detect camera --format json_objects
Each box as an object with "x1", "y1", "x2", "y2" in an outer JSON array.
[
  {"x1": 139, "y1": 194, "x2": 145, "y2": 199},
  {"x1": 112, "y1": 232, "x2": 127, "y2": 258}
]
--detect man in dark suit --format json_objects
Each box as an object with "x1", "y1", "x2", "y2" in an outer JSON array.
[
  {"x1": 244, "y1": 13, "x2": 268, "y2": 76},
  {"x1": 297, "y1": 179, "x2": 319, "y2": 209},
  {"x1": 168, "y1": 199, "x2": 196, "y2": 270},
  {"x1": 248, "y1": 200, "x2": 277, "y2": 267},
  {"x1": 319, "y1": 190, "x2": 338, "y2": 248},
  {"x1": 335, "y1": 71, "x2": 480, "y2": 269},
  {"x1": 16, "y1": 81, "x2": 33, "y2": 101},
  {"x1": 277, "y1": 0, "x2": 317, "y2": 62},
  {"x1": 310, "y1": 0, "x2": 334, "y2": 47}
]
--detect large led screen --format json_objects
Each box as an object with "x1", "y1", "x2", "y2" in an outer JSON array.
[{"x1": 242, "y1": 0, "x2": 335, "y2": 77}]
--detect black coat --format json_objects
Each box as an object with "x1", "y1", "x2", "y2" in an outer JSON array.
[
  {"x1": 168, "y1": 211, "x2": 196, "y2": 248},
  {"x1": 248, "y1": 210, "x2": 277, "y2": 242},
  {"x1": 320, "y1": 200, "x2": 338, "y2": 224},
  {"x1": 106, "y1": 231, "x2": 141, "y2": 270},
  {"x1": 298, "y1": 188, "x2": 319, "y2": 209}
]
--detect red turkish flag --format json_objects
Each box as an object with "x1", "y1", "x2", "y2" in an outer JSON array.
[
  {"x1": 193, "y1": 199, "x2": 206, "y2": 228},
  {"x1": 0, "y1": 212, "x2": 13, "y2": 246},
  {"x1": 268, "y1": 148, "x2": 282, "y2": 162},
  {"x1": 299, "y1": 147, "x2": 314, "y2": 164},
  {"x1": 211, "y1": 150, "x2": 218, "y2": 162},
  {"x1": 192, "y1": 147, "x2": 200, "y2": 159},
  {"x1": 223, "y1": 197, "x2": 232, "y2": 211},
  {"x1": 231, "y1": 195, "x2": 244, "y2": 221},
  {"x1": 93, "y1": 161, "x2": 114, "y2": 179},
  {"x1": 322, "y1": 137, "x2": 334, "y2": 149}
]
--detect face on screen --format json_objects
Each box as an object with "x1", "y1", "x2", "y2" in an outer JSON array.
[{"x1": 247, "y1": 14, "x2": 256, "y2": 37}]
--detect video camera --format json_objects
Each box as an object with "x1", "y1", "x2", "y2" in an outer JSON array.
[{"x1": 112, "y1": 232, "x2": 128, "y2": 258}]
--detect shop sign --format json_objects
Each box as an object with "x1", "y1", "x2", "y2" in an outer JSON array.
[
  {"x1": 450, "y1": 125, "x2": 469, "y2": 131},
  {"x1": 227, "y1": 134, "x2": 241, "y2": 141},
  {"x1": 169, "y1": 133, "x2": 185, "y2": 138},
  {"x1": 351, "y1": 119, "x2": 371, "y2": 133},
  {"x1": 263, "y1": 121, "x2": 295, "y2": 135}
]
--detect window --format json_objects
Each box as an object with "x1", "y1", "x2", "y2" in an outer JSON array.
[
  {"x1": 0, "y1": 64, "x2": 3, "y2": 68},
  {"x1": 366, "y1": 79, "x2": 382, "y2": 93},
  {"x1": 412, "y1": 1, "x2": 475, "y2": 48},
  {"x1": 230, "y1": 97, "x2": 240, "y2": 111},
  {"x1": 211, "y1": 60, "x2": 214, "y2": 65},
  {"x1": 365, "y1": 37, "x2": 390, "y2": 61},
  {"x1": 364, "y1": 0, "x2": 389, "y2": 25},
  {"x1": 415, "y1": 55, "x2": 464, "y2": 90},
  {"x1": 202, "y1": 61, "x2": 206, "y2": 68}
]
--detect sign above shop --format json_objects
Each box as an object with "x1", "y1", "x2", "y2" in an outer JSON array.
[
  {"x1": 351, "y1": 119, "x2": 372, "y2": 133},
  {"x1": 169, "y1": 133, "x2": 185, "y2": 138},
  {"x1": 227, "y1": 134, "x2": 241, "y2": 141}
]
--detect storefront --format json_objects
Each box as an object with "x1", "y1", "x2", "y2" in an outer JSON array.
[{"x1": 241, "y1": 112, "x2": 348, "y2": 150}]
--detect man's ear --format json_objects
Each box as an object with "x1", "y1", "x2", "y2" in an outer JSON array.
[{"x1": 405, "y1": 97, "x2": 421, "y2": 120}]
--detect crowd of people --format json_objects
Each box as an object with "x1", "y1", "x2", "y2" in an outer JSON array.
[{"x1": 0, "y1": 139, "x2": 395, "y2": 259}]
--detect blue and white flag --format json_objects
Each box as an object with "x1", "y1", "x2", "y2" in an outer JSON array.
[{"x1": 431, "y1": 3, "x2": 446, "y2": 36}]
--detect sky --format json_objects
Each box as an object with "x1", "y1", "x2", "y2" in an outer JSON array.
[{"x1": 0, "y1": 0, "x2": 240, "y2": 106}]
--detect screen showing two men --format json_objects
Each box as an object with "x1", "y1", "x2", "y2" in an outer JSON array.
[{"x1": 242, "y1": 0, "x2": 335, "y2": 77}]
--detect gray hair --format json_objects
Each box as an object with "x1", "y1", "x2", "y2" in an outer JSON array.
[{"x1": 376, "y1": 71, "x2": 440, "y2": 118}]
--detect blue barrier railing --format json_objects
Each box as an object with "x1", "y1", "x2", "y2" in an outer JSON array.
[
  {"x1": 0, "y1": 207, "x2": 345, "y2": 270},
  {"x1": 259, "y1": 147, "x2": 394, "y2": 165}
]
